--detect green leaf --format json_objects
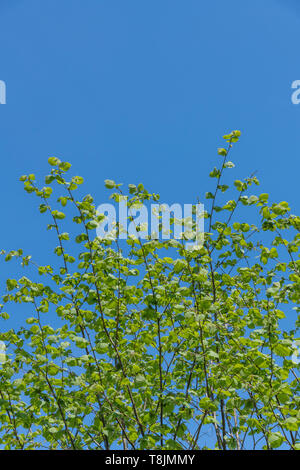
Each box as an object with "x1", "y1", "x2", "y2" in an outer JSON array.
[
  {"x1": 259, "y1": 193, "x2": 269, "y2": 203},
  {"x1": 283, "y1": 417, "x2": 299, "y2": 432},
  {"x1": 268, "y1": 432, "x2": 284, "y2": 449},
  {"x1": 72, "y1": 176, "x2": 84, "y2": 185},
  {"x1": 104, "y1": 179, "x2": 116, "y2": 189},
  {"x1": 234, "y1": 180, "x2": 243, "y2": 191},
  {"x1": 48, "y1": 157, "x2": 61, "y2": 166},
  {"x1": 218, "y1": 148, "x2": 227, "y2": 156},
  {"x1": 51, "y1": 210, "x2": 66, "y2": 220},
  {"x1": 59, "y1": 161, "x2": 72, "y2": 172}
]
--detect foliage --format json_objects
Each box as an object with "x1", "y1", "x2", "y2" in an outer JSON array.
[{"x1": 0, "y1": 130, "x2": 299, "y2": 450}]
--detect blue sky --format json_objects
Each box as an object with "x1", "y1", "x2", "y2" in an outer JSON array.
[{"x1": 0, "y1": 0, "x2": 300, "y2": 279}]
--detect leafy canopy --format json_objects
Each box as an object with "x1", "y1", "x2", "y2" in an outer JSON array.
[{"x1": 0, "y1": 130, "x2": 299, "y2": 450}]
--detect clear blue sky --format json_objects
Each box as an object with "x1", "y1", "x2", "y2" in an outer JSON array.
[{"x1": 0, "y1": 0, "x2": 300, "y2": 280}]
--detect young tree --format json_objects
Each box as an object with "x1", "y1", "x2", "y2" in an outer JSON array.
[{"x1": 0, "y1": 130, "x2": 299, "y2": 450}]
